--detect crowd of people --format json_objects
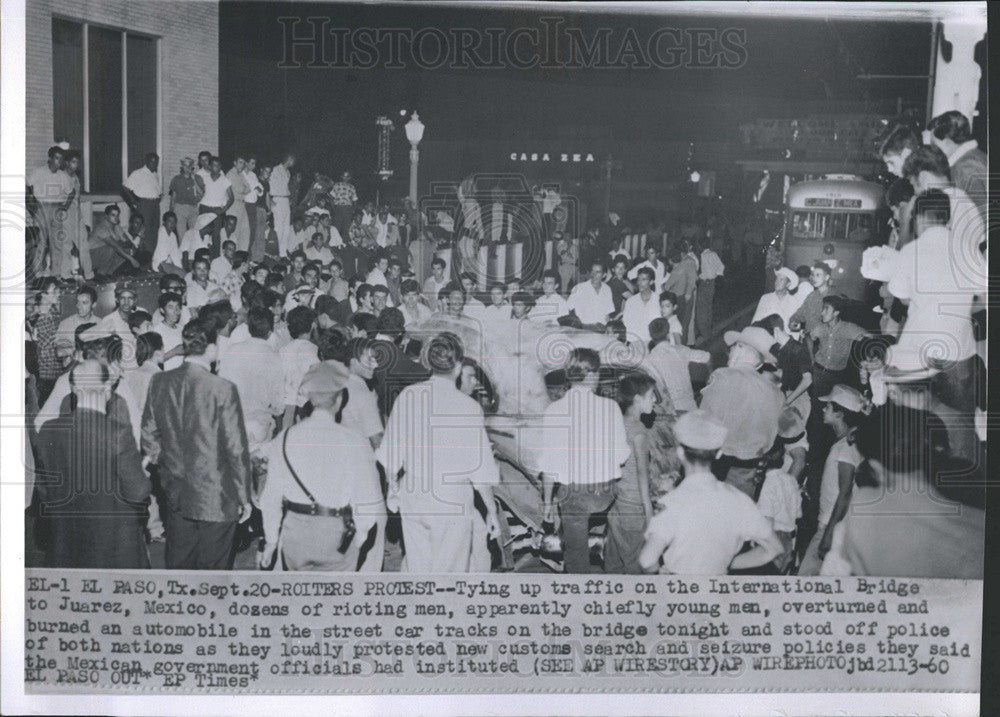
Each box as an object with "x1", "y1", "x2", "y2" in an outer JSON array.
[{"x1": 24, "y1": 107, "x2": 986, "y2": 578}]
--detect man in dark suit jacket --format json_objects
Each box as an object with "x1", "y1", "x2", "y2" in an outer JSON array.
[
  {"x1": 36, "y1": 359, "x2": 151, "y2": 569},
  {"x1": 370, "y1": 309, "x2": 431, "y2": 420},
  {"x1": 142, "y1": 317, "x2": 253, "y2": 569}
]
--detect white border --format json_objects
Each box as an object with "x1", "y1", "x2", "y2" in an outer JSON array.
[{"x1": 1, "y1": 2, "x2": 984, "y2": 715}]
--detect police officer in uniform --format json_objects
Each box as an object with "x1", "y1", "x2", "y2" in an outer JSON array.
[{"x1": 258, "y1": 361, "x2": 386, "y2": 571}]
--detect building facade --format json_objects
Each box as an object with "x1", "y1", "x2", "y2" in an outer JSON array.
[{"x1": 27, "y1": 0, "x2": 218, "y2": 219}]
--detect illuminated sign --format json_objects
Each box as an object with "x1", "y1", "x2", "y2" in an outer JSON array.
[
  {"x1": 834, "y1": 198, "x2": 863, "y2": 208},
  {"x1": 509, "y1": 152, "x2": 597, "y2": 163},
  {"x1": 804, "y1": 197, "x2": 833, "y2": 207}
]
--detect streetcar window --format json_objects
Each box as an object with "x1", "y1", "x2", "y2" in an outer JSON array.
[
  {"x1": 847, "y1": 213, "x2": 874, "y2": 244},
  {"x1": 790, "y1": 211, "x2": 828, "y2": 240},
  {"x1": 830, "y1": 213, "x2": 849, "y2": 241}
]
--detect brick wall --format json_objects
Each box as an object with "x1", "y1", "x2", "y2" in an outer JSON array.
[{"x1": 26, "y1": 0, "x2": 218, "y2": 213}]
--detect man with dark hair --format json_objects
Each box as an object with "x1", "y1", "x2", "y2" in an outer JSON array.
[
  {"x1": 885, "y1": 177, "x2": 916, "y2": 249},
  {"x1": 877, "y1": 123, "x2": 921, "y2": 177},
  {"x1": 96, "y1": 281, "x2": 142, "y2": 371},
  {"x1": 811, "y1": 294, "x2": 868, "y2": 397},
  {"x1": 378, "y1": 332, "x2": 501, "y2": 572},
  {"x1": 927, "y1": 110, "x2": 987, "y2": 217},
  {"x1": 89, "y1": 204, "x2": 140, "y2": 278},
  {"x1": 283, "y1": 251, "x2": 308, "y2": 294},
  {"x1": 349, "y1": 311, "x2": 378, "y2": 338},
  {"x1": 36, "y1": 359, "x2": 151, "y2": 568},
  {"x1": 639, "y1": 410, "x2": 780, "y2": 574},
  {"x1": 661, "y1": 248, "x2": 698, "y2": 340},
  {"x1": 330, "y1": 337, "x2": 383, "y2": 449},
  {"x1": 371, "y1": 284, "x2": 391, "y2": 318},
  {"x1": 528, "y1": 270, "x2": 569, "y2": 324},
  {"x1": 567, "y1": 259, "x2": 615, "y2": 330},
  {"x1": 142, "y1": 318, "x2": 253, "y2": 569},
  {"x1": 55, "y1": 284, "x2": 98, "y2": 366},
  {"x1": 903, "y1": 144, "x2": 985, "y2": 256},
  {"x1": 121, "y1": 151, "x2": 162, "y2": 263},
  {"x1": 326, "y1": 258, "x2": 350, "y2": 302},
  {"x1": 621, "y1": 266, "x2": 659, "y2": 344},
  {"x1": 219, "y1": 307, "x2": 285, "y2": 441},
  {"x1": 280, "y1": 305, "x2": 319, "y2": 427},
  {"x1": 788, "y1": 260, "x2": 835, "y2": 336},
  {"x1": 539, "y1": 347, "x2": 630, "y2": 573},
  {"x1": 399, "y1": 279, "x2": 432, "y2": 326},
  {"x1": 369, "y1": 310, "x2": 431, "y2": 420},
  {"x1": 27, "y1": 145, "x2": 74, "y2": 277},
  {"x1": 423, "y1": 256, "x2": 448, "y2": 312},
  {"x1": 168, "y1": 157, "x2": 205, "y2": 237}
]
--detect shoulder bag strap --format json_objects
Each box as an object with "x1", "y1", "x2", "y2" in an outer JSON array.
[{"x1": 281, "y1": 427, "x2": 317, "y2": 504}]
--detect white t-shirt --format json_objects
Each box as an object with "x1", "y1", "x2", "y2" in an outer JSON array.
[
  {"x1": 887, "y1": 224, "x2": 983, "y2": 368},
  {"x1": 528, "y1": 293, "x2": 569, "y2": 323},
  {"x1": 818, "y1": 436, "x2": 862, "y2": 527},
  {"x1": 152, "y1": 227, "x2": 182, "y2": 271},
  {"x1": 28, "y1": 165, "x2": 73, "y2": 203},
  {"x1": 567, "y1": 281, "x2": 615, "y2": 325},
  {"x1": 124, "y1": 166, "x2": 161, "y2": 199},
  {"x1": 201, "y1": 173, "x2": 232, "y2": 208},
  {"x1": 757, "y1": 469, "x2": 802, "y2": 533}
]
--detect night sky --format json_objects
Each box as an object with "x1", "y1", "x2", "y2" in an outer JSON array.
[{"x1": 218, "y1": 3, "x2": 935, "y2": 199}]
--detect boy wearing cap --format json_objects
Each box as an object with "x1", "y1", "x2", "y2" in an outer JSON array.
[
  {"x1": 798, "y1": 384, "x2": 866, "y2": 576},
  {"x1": 259, "y1": 360, "x2": 385, "y2": 572},
  {"x1": 752, "y1": 267, "x2": 805, "y2": 329},
  {"x1": 639, "y1": 410, "x2": 782, "y2": 575}
]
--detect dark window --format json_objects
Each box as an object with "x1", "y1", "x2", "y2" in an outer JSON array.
[
  {"x1": 51, "y1": 19, "x2": 83, "y2": 152},
  {"x1": 126, "y1": 34, "x2": 157, "y2": 177},
  {"x1": 87, "y1": 25, "x2": 123, "y2": 193}
]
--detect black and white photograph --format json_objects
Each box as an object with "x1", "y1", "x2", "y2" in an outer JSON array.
[{"x1": 1, "y1": 1, "x2": 989, "y2": 714}]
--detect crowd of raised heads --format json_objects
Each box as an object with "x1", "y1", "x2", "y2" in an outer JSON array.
[{"x1": 24, "y1": 108, "x2": 985, "y2": 576}]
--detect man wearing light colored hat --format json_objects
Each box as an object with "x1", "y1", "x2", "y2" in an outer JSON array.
[
  {"x1": 259, "y1": 361, "x2": 385, "y2": 571},
  {"x1": 724, "y1": 325, "x2": 777, "y2": 370},
  {"x1": 639, "y1": 409, "x2": 782, "y2": 575},
  {"x1": 752, "y1": 266, "x2": 805, "y2": 329}
]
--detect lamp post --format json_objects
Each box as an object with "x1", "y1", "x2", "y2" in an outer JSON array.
[{"x1": 405, "y1": 111, "x2": 425, "y2": 206}]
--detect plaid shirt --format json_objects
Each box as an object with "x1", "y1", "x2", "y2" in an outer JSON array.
[
  {"x1": 329, "y1": 181, "x2": 358, "y2": 206},
  {"x1": 33, "y1": 308, "x2": 63, "y2": 380}
]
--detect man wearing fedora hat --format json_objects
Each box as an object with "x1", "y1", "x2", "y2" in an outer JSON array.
[
  {"x1": 259, "y1": 361, "x2": 385, "y2": 571},
  {"x1": 753, "y1": 267, "x2": 805, "y2": 329},
  {"x1": 639, "y1": 410, "x2": 782, "y2": 575}
]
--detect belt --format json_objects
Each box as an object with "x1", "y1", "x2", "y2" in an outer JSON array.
[{"x1": 282, "y1": 498, "x2": 350, "y2": 517}]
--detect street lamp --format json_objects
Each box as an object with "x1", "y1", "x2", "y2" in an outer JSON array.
[{"x1": 405, "y1": 111, "x2": 425, "y2": 206}]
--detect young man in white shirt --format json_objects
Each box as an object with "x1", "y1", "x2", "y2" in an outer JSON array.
[
  {"x1": 886, "y1": 189, "x2": 985, "y2": 462},
  {"x1": 185, "y1": 257, "x2": 222, "y2": 312},
  {"x1": 121, "y1": 151, "x2": 162, "y2": 264},
  {"x1": 198, "y1": 156, "x2": 234, "y2": 251},
  {"x1": 567, "y1": 259, "x2": 615, "y2": 330},
  {"x1": 152, "y1": 211, "x2": 184, "y2": 275},
  {"x1": 540, "y1": 348, "x2": 630, "y2": 573},
  {"x1": 399, "y1": 279, "x2": 432, "y2": 326},
  {"x1": 639, "y1": 410, "x2": 781, "y2": 575},
  {"x1": 528, "y1": 270, "x2": 569, "y2": 324},
  {"x1": 627, "y1": 244, "x2": 667, "y2": 291},
  {"x1": 423, "y1": 257, "x2": 448, "y2": 313},
  {"x1": 483, "y1": 282, "x2": 512, "y2": 320},
  {"x1": 459, "y1": 272, "x2": 489, "y2": 323},
  {"x1": 279, "y1": 305, "x2": 319, "y2": 428},
  {"x1": 153, "y1": 292, "x2": 185, "y2": 370},
  {"x1": 696, "y1": 240, "x2": 726, "y2": 341},
  {"x1": 621, "y1": 267, "x2": 660, "y2": 345},
  {"x1": 378, "y1": 332, "x2": 500, "y2": 572},
  {"x1": 211, "y1": 240, "x2": 236, "y2": 285}
]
